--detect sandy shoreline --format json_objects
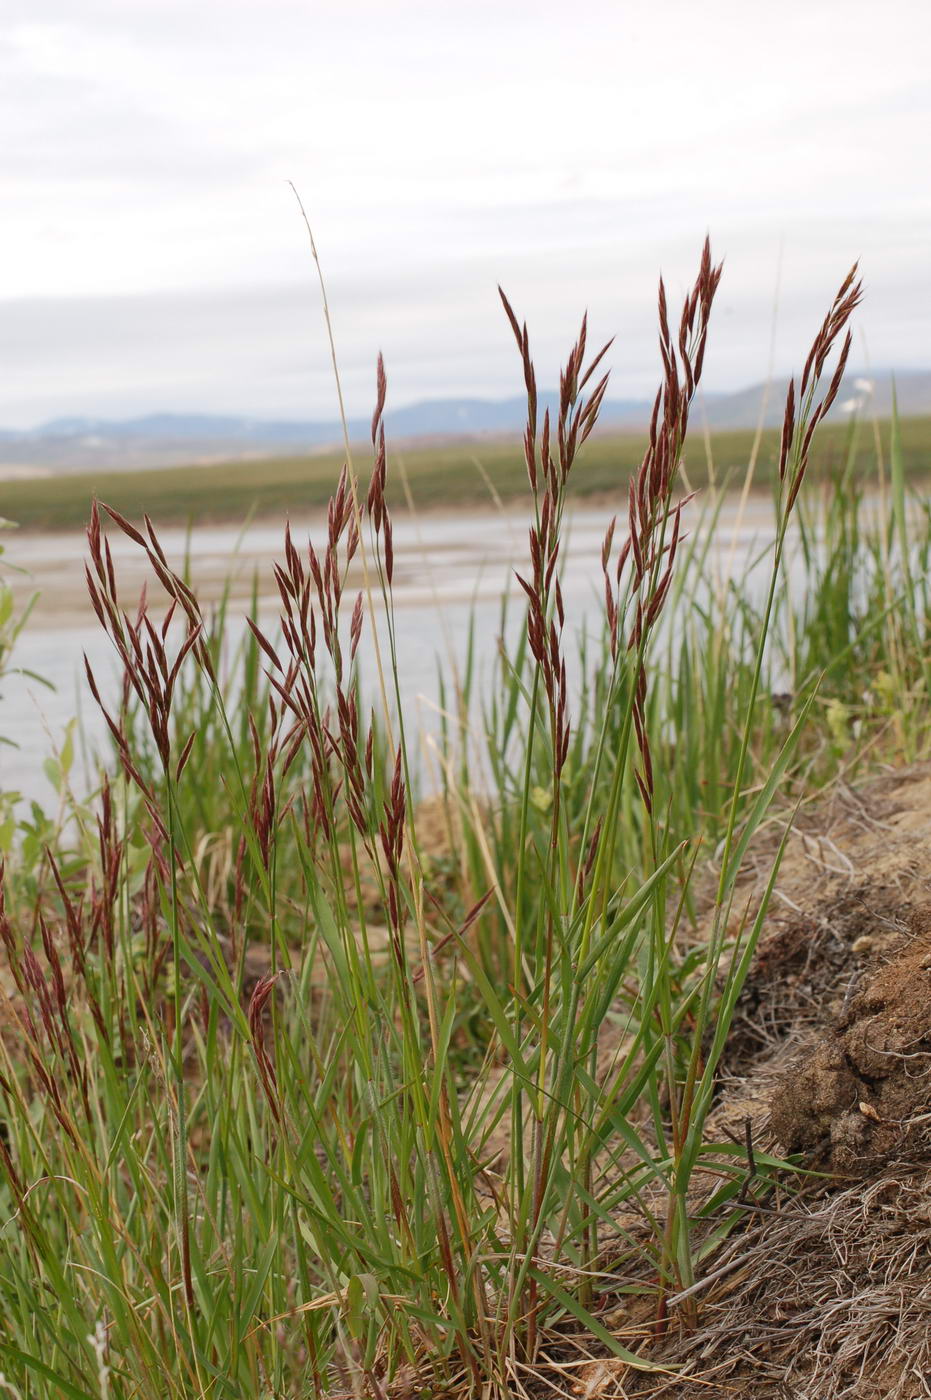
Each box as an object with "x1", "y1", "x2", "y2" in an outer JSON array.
[{"x1": 7, "y1": 493, "x2": 783, "y2": 628}]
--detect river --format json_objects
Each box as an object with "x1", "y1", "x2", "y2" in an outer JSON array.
[{"x1": 1, "y1": 496, "x2": 781, "y2": 809}]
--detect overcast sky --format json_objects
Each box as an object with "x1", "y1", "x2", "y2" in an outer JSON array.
[{"x1": 2, "y1": 0, "x2": 930, "y2": 428}]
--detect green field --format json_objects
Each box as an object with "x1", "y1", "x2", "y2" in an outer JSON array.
[{"x1": 5, "y1": 413, "x2": 930, "y2": 531}]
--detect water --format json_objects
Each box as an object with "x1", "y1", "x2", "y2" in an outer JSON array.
[{"x1": 0, "y1": 500, "x2": 779, "y2": 808}]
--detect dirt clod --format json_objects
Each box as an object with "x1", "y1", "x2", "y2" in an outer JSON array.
[{"x1": 771, "y1": 919, "x2": 931, "y2": 1171}]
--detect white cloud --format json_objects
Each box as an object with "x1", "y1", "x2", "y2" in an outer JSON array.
[{"x1": 1, "y1": 0, "x2": 929, "y2": 424}]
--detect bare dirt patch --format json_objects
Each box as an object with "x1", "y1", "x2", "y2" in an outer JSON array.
[{"x1": 626, "y1": 763, "x2": 931, "y2": 1399}]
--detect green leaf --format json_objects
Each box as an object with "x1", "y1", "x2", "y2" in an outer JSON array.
[
  {"x1": 578, "y1": 843, "x2": 687, "y2": 979},
  {"x1": 345, "y1": 1272, "x2": 380, "y2": 1339},
  {"x1": 60, "y1": 720, "x2": 76, "y2": 778},
  {"x1": 720, "y1": 691, "x2": 816, "y2": 898},
  {"x1": 527, "y1": 1266, "x2": 663, "y2": 1371},
  {"x1": 236, "y1": 1235, "x2": 281, "y2": 1345},
  {"x1": 0, "y1": 1343, "x2": 97, "y2": 1400}
]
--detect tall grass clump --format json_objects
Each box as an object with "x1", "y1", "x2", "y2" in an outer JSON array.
[{"x1": 0, "y1": 246, "x2": 878, "y2": 1398}]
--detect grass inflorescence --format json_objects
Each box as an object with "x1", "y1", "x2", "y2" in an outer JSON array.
[{"x1": 0, "y1": 246, "x2": 927, "y2": 1398}]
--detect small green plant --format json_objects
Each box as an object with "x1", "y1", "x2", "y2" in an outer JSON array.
[{"x1": 0, "y1": 519, "x2": 61, "y2": 864}]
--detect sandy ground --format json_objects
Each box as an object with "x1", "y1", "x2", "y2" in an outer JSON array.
[{"x1": 5, "y1": 494, "x2": 783, "y2": 627}]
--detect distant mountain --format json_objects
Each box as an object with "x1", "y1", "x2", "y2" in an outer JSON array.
[
  {"x1": 0, "y1": 396, "x2": 653, "y2": 473},
  {"x1": 1, "y1": 371, "x2": 928, "y2": 476},
  {"x1": 699, "y1": 370, "x2": 931, "y2": 431}
]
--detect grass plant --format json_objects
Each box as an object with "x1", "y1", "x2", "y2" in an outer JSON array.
[{"x1": 0, "y1": 247, "x2": 927, "y2": 1399}]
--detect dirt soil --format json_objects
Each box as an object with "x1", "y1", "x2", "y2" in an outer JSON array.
[{"x1": 616, "y1": 762, "x2": 931, "y2": 1400}]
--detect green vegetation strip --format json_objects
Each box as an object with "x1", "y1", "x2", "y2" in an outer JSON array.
[{"x1": 5, "y1": 415, "x2": 930, "y2": 531}]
